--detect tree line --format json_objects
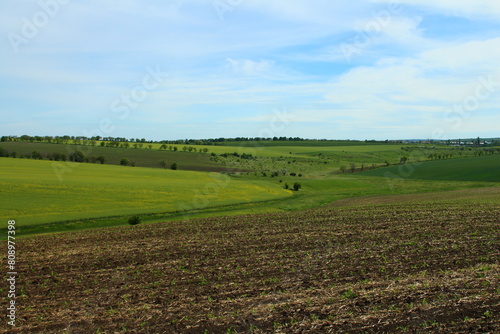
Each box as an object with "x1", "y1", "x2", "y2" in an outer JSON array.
[
  {"x1": 1, "y1": 135, "x2": 401, "y2": 146},
  {"x1": 0, "y1": 147, "x2": 107, "y2": 164},
  {"x1": 0, "y1": 146, "x2": 182, "y2": 170}
]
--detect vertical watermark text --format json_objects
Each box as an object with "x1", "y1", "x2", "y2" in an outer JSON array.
[{"x1": 6, "y1": 220, "x2": 17, "y2": 327}]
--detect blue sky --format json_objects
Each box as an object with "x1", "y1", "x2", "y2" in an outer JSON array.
[{"x1": 1, "y1": 0, "x2": 500, "y2": 141}]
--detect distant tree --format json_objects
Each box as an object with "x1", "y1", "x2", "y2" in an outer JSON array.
[
  {"x1": 202, "y1": 148, "x2": 209, "y2": 153},
  {"x1": 350, "y1": 163, "x2": 356, "y2": 173},
  {"x1": 69, "y1": 150, "x2": 85, "y2": 162},
  {"x1": 400, "y1": 157, "x2": 408, "y2": 164},
  {"x1": 171, "y1": 162, "x2": 178, "y2": 170},
  {"x1": 173, "y1": 146, "x2": 178, "y2": 152},
  {"x1": 97, "y1": 156, "x2": 106, "y2": 164},
  {"x1": 284, "y1": 183, "x2": 289, "y2": 190},
  {"x1": 133, "y1": 143, "x2": 138, "y2": 149},
  {"x1": 159, "y1": 160, "x2": 168, "y2": 169},
  {"x1": 100, "y1": 141, "x2": 105, "y2": 147},
  {"x1": 293, "y1": 182, "x2": 302, "y2": 191},
  {"x1": 160, "y1": 144, "x2": 168, "y2": 150},
  {"x1": 148, "y1": 144, "x2": 153, "y2": 150},
  {"x1": 340, "y1": 166, "x2": 346, "y2": 173},
  {"x1": 120, "y1": 158, "x2": 130, "y2": 166},
  {"x1": 32, "y1": 151, "x2": 43, "y2": 160}
]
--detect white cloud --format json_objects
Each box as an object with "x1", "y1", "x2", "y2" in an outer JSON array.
[
  {"x1": 226, "y1": 58, "x2": 277, "y2": 77},
  {"x1": 320, "y1": 35, "x2": 500, "y2": 139},
  {"x1": 418, "y1": 38, "x2": 500, "y2": 73},
  {"x1": 394, "y1": 0, "x2": 500, "y2": 19}
]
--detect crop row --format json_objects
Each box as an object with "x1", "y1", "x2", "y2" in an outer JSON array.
[{"x1": 4, "y1": 201, "x2": 499, "y2": 333}]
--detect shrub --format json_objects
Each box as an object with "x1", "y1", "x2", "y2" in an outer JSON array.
[
  {"x1": 97, "y1": 156, "x2": 106, "y2": 164},
  {"x1": 171, "y1": 162, "x2": 178, "y2": 170},
  {"x1": 128, "y1": 215, "x2": 141, "y2": 225},
  {"x1": 69, "y1": 150, "x2": 85, "y2": 162},
  {"x1": 293, "y1": 182, "x2": 302, "y2": 191},
  {"x1": 32, "y1": 151, "x2": 44, "y2": 160}
]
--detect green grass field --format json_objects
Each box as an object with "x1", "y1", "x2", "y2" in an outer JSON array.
[
  {"x1": 0, "y1": 158, "x2": 292, "y2": 229},
  {"x1": 361, "y1": 154, "x2": 500, "y2": 182},
  {"x1": 179, "y1": 143, "x2": 404, "y2": 158},
  {"x1": 1, "y1": 142, "x2": 499, "y2": 237}
]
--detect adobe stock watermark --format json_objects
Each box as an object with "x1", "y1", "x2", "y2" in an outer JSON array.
[
  {"x1": 383, "y1": 73, "x2": 500, "y2": 192},
  {"x1": 51, "y1": 65, "x2": 169, "y2": 182},
  {"x1": 213, "y1": 0, "x2": 243, "y2": 21},
  {"x1": 436, "y1": 74, "x2": 500, "y2": 139},
  {"x1": 7, "y1": 0, "x2": 70, "y2": 54},
  {"x1": 340, "y1": 1, "x2": 402, "y2": 62},
  {"x1": 110, "y1": 65, "x2": 169, "y2": 122},
  {"x1": 178, "y1": 107, "x2": 295, "y2": 221}
]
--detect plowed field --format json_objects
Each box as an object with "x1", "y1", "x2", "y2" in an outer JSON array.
[{"x1": 5, "y1": 201, "x2": 499, "y2": 333}]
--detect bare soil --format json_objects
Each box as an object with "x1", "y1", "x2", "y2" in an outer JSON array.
[{"x1": 4, "y1": 202, "x2": 499, "y2": 333}]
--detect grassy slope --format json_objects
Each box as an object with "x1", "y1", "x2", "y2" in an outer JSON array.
[
  {"x1": 182, "y1": 143, "x2": 403, "y2": 158},
  {"x1": 2, "y1": 143, "x2": 499, "y2": 237},
  {"x1": 219, "y1": 140, "x2": 397, "y2": 146},
  {"x1": 0, "y1": 158, "x2": 292, "y2": 228},
  {"x1": 3, "y1": 158, "x2": 498, "y2": 237},
  {"x1": 361, "y1": 154, "x2": 500, "y2": 182}
]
